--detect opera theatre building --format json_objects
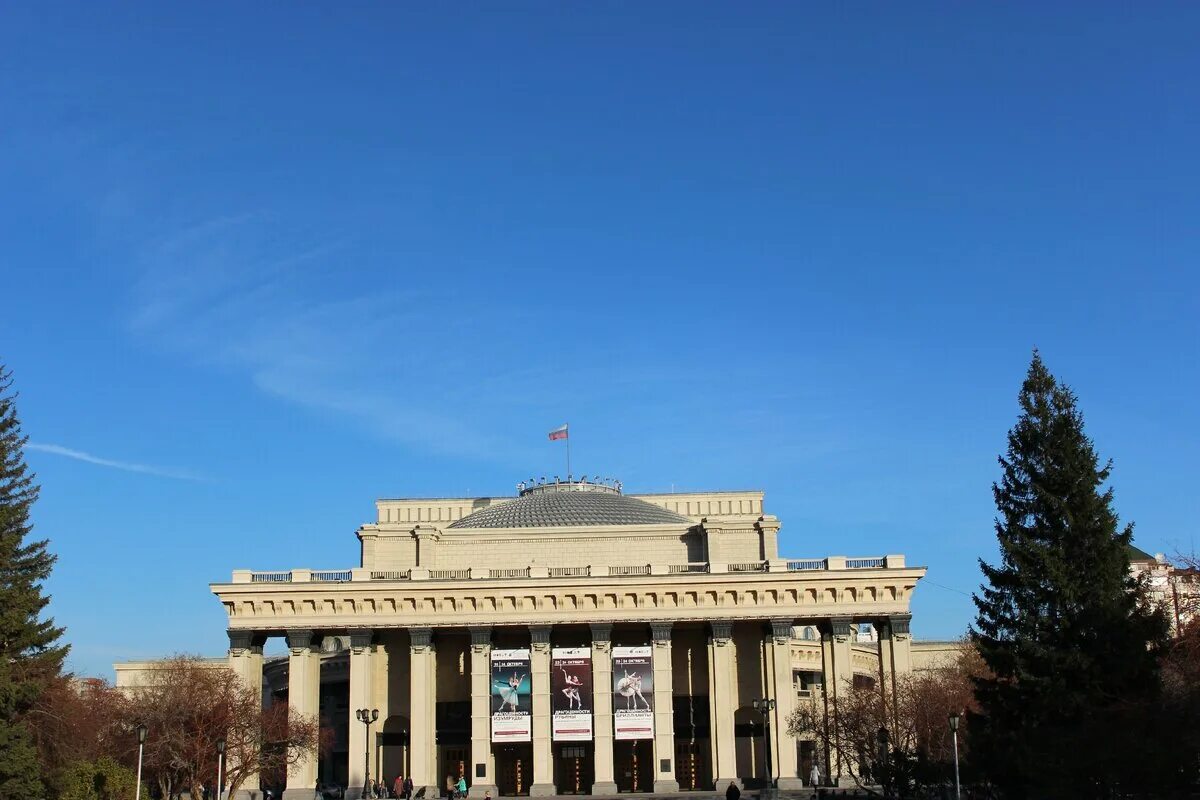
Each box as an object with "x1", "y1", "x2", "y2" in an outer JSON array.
[{"x1": 154, "y1": 478, "x2": 933, "y2": 796}]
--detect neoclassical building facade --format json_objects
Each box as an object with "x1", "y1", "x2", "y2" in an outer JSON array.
[{"x1": 211, "y1": 479, "x2": 926, "y2": 797}]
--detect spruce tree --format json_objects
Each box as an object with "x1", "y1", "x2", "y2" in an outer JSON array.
[
  {"x1": 0, "y1": 364, "x2": 67, "y2": 799},
  {"x1": 970, "y1": 352, "x2": 1169, "y2": 798}
]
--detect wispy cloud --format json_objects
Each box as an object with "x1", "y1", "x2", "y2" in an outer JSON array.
[
  {"x1": 124, "y1": 213, "x2": 535, "y2": 463},
  {"x1": 25, "y1": 443, "x2": 203, "y2": 481}
]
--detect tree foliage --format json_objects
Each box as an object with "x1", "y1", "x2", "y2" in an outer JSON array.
[
  {"x1": 28, "y1": 676, "x2": 135, "y2": 798},
  {"x1": 970, "y1": 352, "x2": 1171, "y2": 797},
  {"x1": 57, "y1": 757, "x2": 141, "y2": 800},
  {"x1": 0, "y1": 364, "x2": 67, "y2": 799}
]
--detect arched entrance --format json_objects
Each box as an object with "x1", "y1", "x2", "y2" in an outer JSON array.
[{"x1": 381, "y1": 715, "x2": 410, "y2": 787}]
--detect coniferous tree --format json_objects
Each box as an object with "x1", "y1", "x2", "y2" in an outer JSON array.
[
  {"x1": 970, "y1": 352, "x2": 1169, "y2": 798},
  {"x1": 0, "y1": 364, "x2": 67, "y2": 799}
]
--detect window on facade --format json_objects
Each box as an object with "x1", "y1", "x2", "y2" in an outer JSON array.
[
  {"x1": 795, "y1": 670, "x2": 823, "y2": 695},
  {"x1": 853, "y1": 674, "x2": 876, "y2": 690}
]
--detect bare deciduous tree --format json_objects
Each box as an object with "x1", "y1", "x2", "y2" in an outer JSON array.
[
  {"x1": 124, "y1": 656, "x2": 320, "y2": 800},
  {"x1": 786, "y1": 643, "x2": 984, "y2": 796}
]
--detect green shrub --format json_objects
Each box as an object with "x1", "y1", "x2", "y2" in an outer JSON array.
[{"x1": 57, "y1": 758, "x2": 141, "y2": 800}]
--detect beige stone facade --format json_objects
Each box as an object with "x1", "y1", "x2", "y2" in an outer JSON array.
[{"x1": 208, "y1": 479, "x2": 926, "y2": 797}]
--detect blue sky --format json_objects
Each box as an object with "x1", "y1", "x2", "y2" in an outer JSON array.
[{"x1": 1, "y1": 3, "x2": 1196, "y2": 678}]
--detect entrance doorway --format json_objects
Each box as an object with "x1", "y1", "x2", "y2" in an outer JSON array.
[
  {"x1": 496, "y1": 744, "x2": 533, "y2": 797},
  {"x1": 799, "y1": 740, "x2": 818, "y2": 787},
  {"x1": 674, "y1": 739, "x2": 710, "y2": 791},
  {"x1": 614, "y1": 741, "x2": 652, "y2": 793},
  {"x1": 439, "y1": 747, "x2": 468, "y2": 795},
  {"x1": 553, "y1": 744, "x2": 592, "y2": 795}
]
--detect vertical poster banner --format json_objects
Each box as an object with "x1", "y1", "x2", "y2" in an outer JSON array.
[
  {"x1": 551, "y1": 647, "x2": 593, "y2": 741},
  {"x1": 612, "y1": 645, "x2": 654, "y2": 740},
  {"x1": 491, "y1": 648, "x2": 532, "y2": 742}
]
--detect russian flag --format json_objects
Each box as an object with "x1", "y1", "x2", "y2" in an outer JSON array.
[{"x1": 548, "y1": 424, "x2": 569, "y2": 441}]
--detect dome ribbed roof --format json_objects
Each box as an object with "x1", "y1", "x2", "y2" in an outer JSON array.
[{"x1": 449, "y1": 482, "x2": 690, "y2": 529}]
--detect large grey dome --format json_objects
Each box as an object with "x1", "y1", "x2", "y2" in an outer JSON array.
[{"x1": 449, "y1": 481, "x2": 690, "y2": 529}]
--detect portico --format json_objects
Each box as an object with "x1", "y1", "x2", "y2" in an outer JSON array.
[{"x1": 213, "y1": 479, "x2": 924, "y2": 797}]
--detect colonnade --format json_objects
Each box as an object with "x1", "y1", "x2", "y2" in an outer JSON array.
[{"x1": 226, "y1": 615, "x2": 913, "y2": 798}]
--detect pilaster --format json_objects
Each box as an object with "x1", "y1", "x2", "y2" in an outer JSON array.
[
  {"x1": 408, "y1": 627, "x2": 439, "y2": 797},
  {"x1": 529, "y1": 625, "x2": 554, "y2": 796},
  {"x1": 468, "y1": 626, "x2": 497, "y2": 798},
  {"x1": 227, "y1": 630, "x2": 265, "y2": 800},
  {"x1": 590, "y1": 623, "x2": 618, "y2": 795},
  {"x1": 650, "y1": 623, "x2": 679, "y2": 792},
  {"x1": 283, "y1": 629, "x2": 322, "y2": 800},
  {"x1": 708, "y1": 621, "x2": 739, "y2": 789}
]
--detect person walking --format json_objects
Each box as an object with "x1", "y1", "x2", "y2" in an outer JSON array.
[
  {"x1": 393, "y1": 776, "x2": 404, "y2": 800},
  {"x1": 725, "y1": 781, "x2": 740, "y2": 800},
  {"x1": 455, "y1": 777, "x2": 466, "y2": 799},
  {"x1": 403, "y1": 776, "x2": 414, "y2": 800},
  {"x1": 808, "y1": 762, "x2": 821, "y2": 788}
]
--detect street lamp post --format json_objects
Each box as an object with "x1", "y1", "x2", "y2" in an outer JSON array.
[
  {"x1": 948, "y1": 713, "x2": 961, "y2": 800},
  {"x1": 216, "y1": 739, "x2": 226, "y2": 800},
  {"x1": 135, "y1": 724, "x2": 148, "y2": 800},
  {"x1": 356, "y1": 709, "x2": 380, "y2": 799},
  {"x1": 751, "y1": 698, "x2": 776, "y2": 791},
  {"x1": 876, "y1": 728, "x2": 890, "y2": 798}
]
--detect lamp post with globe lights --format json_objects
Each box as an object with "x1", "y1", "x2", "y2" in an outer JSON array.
[
  {"x1": 356, "y1": 709, "x2": 380, "y2": 798},
  {"x1": 948, "y1": 712, "x2": 961, "y2": 800},
  {"x1": 751, "y1": 698, "x2": 776, "y2": 791}
]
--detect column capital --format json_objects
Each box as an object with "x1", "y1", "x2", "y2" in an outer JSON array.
[
  {"x1": 227, "y1": 629, "x2": 264, "y2": 655},
  {"x1": 651, "y1": 622, "x2": 673, "y2": 646},
  {"x1": 829, "y1": 616, "x2": 855, "y2": 641},
  {"x1": 285, "y1": 628, "x2": 319, "y2": 653},
  {"x1": 709, "y1": 620, "x2": 733, "y2": 644},
  {"x1": 769, "y1": 617, "x2": 795, "y2": 644},
  {"x1": 888, "y1": 613, "x2": 912, "y2": 637},
  {"x1": 470, "y1": 625, "x2": 492, "y2": 652},
  {"x1": 529, "y1": 624, "x2": 552, "y2": 652},
  {"x1": 409, "y1": 626, "x2": 434, "y2": 652},
  {"x1": 350, "y1": 629, "x2": 375, "y2": 652},
  {"x1": 589, "y1": 622, "x2": 612, "y2": 642}
]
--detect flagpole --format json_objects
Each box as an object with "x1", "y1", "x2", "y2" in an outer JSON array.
[{"x1": 566, "y1": 426, "x2": 571, "y2": 478}]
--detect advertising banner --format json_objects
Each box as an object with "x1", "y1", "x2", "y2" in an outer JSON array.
[
  {"x1": 612, "y1": 645, "x2": 654, "y2": 741},
  {"x1": 491, "y1": 648, "x2": 532, "y2": 743},
  {"x1": 551, "y1": 647, "x2": 593, "y2": 741}
]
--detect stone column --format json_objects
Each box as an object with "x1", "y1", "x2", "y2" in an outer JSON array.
[
  {"x1": 877, "y1": 619, "x2": 897, "y2": 733},
  {"x1": 766, "y1": 619, "x2": 802, "y2": 789},
  {"x1": 824, "y1": 617, "x2": 855, "y2": 787},
  {"x1": 590, "y1": 623, "x2": 618, "y2": 795},
  {"x1": 227, "y1": 631, "x2": 265, "y2": 800},
  {"x1": 348, "y1": 630, "x2": 378, "y2": 800},
  {"x1": 708, "y1": 621, "x2": 738, "y2": 789},
  {"x1": 284, "y1": 630, "x2": 322, "y2": 800},
  {"x1": 649, "y1": 623, "x2": 679, "y2": 792},
  {"x1": 879, "y1": 615, "x2": 913, "y2": 733},
  {"x1": 468, "y1": 626, "x2": 497, "y2": 798},
  {"x1": 529, "y1": 625, "x2": 554, "y2": 796},
  {"x1": 409, "y1": 628, "x2": 439, "y2": 798},
  {"x1": 887, "y1": 614, "x2": 913, "y2": 674}
]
